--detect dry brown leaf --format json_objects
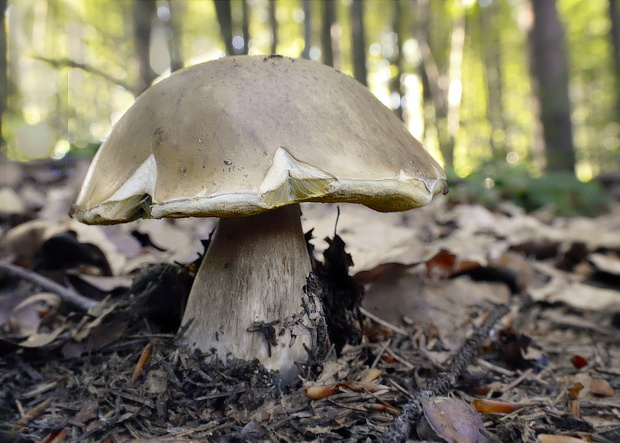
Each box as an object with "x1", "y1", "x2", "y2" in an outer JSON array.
[
  {"x1": 362, "y1": 266, "x2": 510, "y2": 350},
  {"x1": 359, "y1": 368, "x2": 382, "y2": 383},
  {"x1": 538, "y1": 434, "x2": 589, "y2": 443},
  {"x1": 303, "y1": 384, "x2": 340, "y2": 400},
  {"x1": 590, "y1": 378, "x2": 614, "y2": 397},
  {"x1": 472, "y1": 398, "x2": 531, "y2": 414},
  {"x1": 304, "y1": 380, "x2": 389, "y2": 400},
  {"x1": 418, "y1": 397, "x2": 489, "y2": 443},
  {"x1": 530, "y1": 262, "x2": 620, "y2": 311}
]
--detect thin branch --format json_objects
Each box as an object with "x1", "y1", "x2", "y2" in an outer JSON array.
[
  {"x1": 0, "y1": 259, "x2": 98, "y2": 311},
  {"x1": 32, "y1": 56, "x2": 136, "y2": 94},
  {"x1": 382, "y1": 303, "x2": 510, "y2": 443},
  {"x1": 359, "y1": 306, "x2": 408, "y2": 336}
]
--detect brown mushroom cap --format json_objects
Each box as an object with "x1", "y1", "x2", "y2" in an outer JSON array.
[{"x1": 73, "y1": 55, "x2": 447, "y2": 224}]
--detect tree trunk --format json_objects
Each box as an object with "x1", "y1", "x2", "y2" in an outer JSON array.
[
  {"x1": 609, "y1": 0, "x2": 620, "y2": 121},
  {"x1": 410, "y1": 0, "x2": 436, "y2": 121},
  {"x1": 214, "y1": 0, "x2": 234, "y2": 55},
  {"x1": 479, "y1": 0, "x2": 506, "y2": 162},
  {"x1": 302, "y1": 0, "x2": 312, "y2": 59},
  {"x1": 390, "y1": 0, "x2": 405, "y2": 121},
  {"x1": 527, "y1": 0, "x2": 576, "y2": 172},
  {"x1": 321, "y1": 0, "x2": 336, "y2": 67},
  {"x1": 350, "y1": 0, "x2": 367, "y2": 86},
  {"x1": 410, "y1": 0, "x2": 460, "y2": 169},
  {"x1": 0, "y1": 0, "x2": 7, "y2": 148},
  {"x1": 444, "y1": 4, "x2": 465, "y2": 167},
  {"x1": 168, "y1": 0, "x2": 184, "y2": 72},
  {"x1": 133, "y1": 0, "x2": 156, "y2": 95},
  {"x1": 241, "y1": 0, "x2": 250, "y2": 55},
  {"x1": 269, "y1": 0, "x2": 278, "y2": 54}
]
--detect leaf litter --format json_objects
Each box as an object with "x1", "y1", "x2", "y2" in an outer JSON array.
[{"x1": 1, "y1": 157, "x2": 619, "y2": 442}]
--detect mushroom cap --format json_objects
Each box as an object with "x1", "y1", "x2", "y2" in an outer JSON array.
[{"x1": 73, "y1": 55, "x2": 447, "y2": 224}]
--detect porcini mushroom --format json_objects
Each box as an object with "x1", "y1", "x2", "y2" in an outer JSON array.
[{"x1": 72, "y1": 55, "x2": 447, "y2": 378}]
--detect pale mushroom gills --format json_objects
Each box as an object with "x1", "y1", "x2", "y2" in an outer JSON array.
[{"x1": 72, "y1": 55, "x2": 448, "y2": 379}]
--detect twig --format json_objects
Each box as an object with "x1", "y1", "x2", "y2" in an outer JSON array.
[
  {"x1": 8, "y1": 397, "x2": 52, "y2": 437},
  {"x1": 359, "y1": 306, "x2": 408, "y2": 335},
  {"x1": 0, "y1": 259, "x2": 98, "y2": 311},
  {"x1": 382, "y1": 304, "x2": 510, "y2": 443},
  {"x1": 371, "y1": 339, "x2": 392, "y2": 369}
]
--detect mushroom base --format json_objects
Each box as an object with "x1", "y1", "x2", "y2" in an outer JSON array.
[{"x1": 180, "y1": 204, "x2": 320, "y2": 380}]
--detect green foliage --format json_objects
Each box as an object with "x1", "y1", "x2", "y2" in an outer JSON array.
[
  {"x1": 5, "y1": 0, "x2": 618, "y2": 177},
  {"x1": 447, "y1": 163, "x2": 611, "y2": 217}
]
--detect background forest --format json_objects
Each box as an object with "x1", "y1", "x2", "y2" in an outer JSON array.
[{"x1": 3, "y1": 0, "x2": 619, "y2": 184}]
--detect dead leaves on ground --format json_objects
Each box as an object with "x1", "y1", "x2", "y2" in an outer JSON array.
[{"x1": 2, "y1": 158, "x2": 620, "y2": 441}]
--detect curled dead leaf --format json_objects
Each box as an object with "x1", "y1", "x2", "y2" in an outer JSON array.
[
  {"x1": 359, "y1": 368, "x2": 382, "y2": 384},
  {"x1": 365, "y1": 402, "x2": 399, "y2": 414},
  {"x1": 304, "y1": 379, "x2": 389, "y2": 400},
  {"x1": 538, "y1": 435, "x2": 589, "y2": 443},
  {"x1": 304, "y1": 384, "x2": 340, "y2": 400},
  {"x1": 472, "y1": 398, "x2": 530, "y2": 414}
]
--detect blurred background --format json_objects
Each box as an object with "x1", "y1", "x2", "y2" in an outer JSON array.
[{"x1": 2, "y1": 0, "x2": 619, "y2": 188}]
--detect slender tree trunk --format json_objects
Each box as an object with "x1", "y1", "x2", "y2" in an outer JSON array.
[
  {"x1": 269, "y1": 0, "x2": 278, "y2": 54},
  {"x1": 241, "y1": 0, "x2": 250, "y2": 55},
  {"x1": 609, "y1": 0, "x2": 620, "y2": 121},
  {"x1": 479, "y1": 0, "x2": 506, "y2": 162},
  {"x1": 527, "y1": 0, "x2": 576, "y2": 172},
  {"x1": 302, "y1": 0, "x2": 312, "y2": 59},
  {"x1": 390, "y1": 0, "x2": 405, "y2": 120},
  {"x1": 411, "y1": 0, "x2": 460, "y2": 168},
  {"x1": 444, "y1": 4, "x2": 465, "y2": 166},
  {"x1": 350, "y1": 0, "x2": 367, "y2": 86},
  {"x1": 411, "y1": 0, "x2": 434, "y2": 113},
  {"x1": 133, "y1": 0, "x2": 156, "y2": 94},
  {"x1": 321, "y1": 0, "x2": 336, "y2": 67},
  {"x1": 0, "y1": 0, "x2": 7, "y2": 148},
  {"x1": 168, "y1": 0, "x2": 184, "y2": 72},
  {"x1": 214, "y1": 0, "x2": 234, "y2": 55}
]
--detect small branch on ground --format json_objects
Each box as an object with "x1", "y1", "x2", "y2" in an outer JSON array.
[
  {"x1": 383, "y1": 303, "x2": 510, "y2": 443},
  {"x1": 0, "y1": 259, "x2": 98, "y2": 311}
]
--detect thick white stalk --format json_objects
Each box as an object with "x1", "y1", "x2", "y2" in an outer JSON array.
[{"x1": 181, "y1": 204, "x2": 317, "y2": 379}]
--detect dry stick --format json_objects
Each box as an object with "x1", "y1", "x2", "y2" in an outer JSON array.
[
  {"x1": 383, "y1": 303, "x2": 510, "y2": 443},
  {"x1": 0, "y1": 259, "x2": 98, "y2": 311},
  {"x1": 8, "y1": 397, "x2": 53, "y2": 438}
]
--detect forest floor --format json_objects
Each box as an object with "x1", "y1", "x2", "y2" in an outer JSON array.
[{"x1": 1, "y1": 158, "x2": 619, "y2": 442}]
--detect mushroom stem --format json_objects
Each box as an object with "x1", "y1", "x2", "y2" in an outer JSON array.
[{"x1": 181, "y1": 203, "x2": 317, "y2": 378}]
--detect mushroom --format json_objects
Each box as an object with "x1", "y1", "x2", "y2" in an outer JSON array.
[{"x1": 72, "y1": 55, "x2": 447, "y2": 379}]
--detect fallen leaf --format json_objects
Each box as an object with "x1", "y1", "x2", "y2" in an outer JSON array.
[
  {"x1": 538, "y1": 434, "x2": 588, "y2": 443},
  {"x1": 589, "y1": 252, "x2": 620, "y2": 276},
  {"x1": 418, "y1": 397, "x2": 489, "y2": 443},
  {"x1": 359, "y1": 368, "x2": 382, "y2": 384},
  {"x1": 472, "y1": 398, "x2": 531, "y2": 414},
  {"x1": 570, "y1": 355, "x2": 588, "y2": 369},
  {"x1": 590, "y1": 378, "x2": 614, "y2": 397}
]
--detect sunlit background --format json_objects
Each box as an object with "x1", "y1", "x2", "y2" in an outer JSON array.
[{"x1": 4, "y1": 0, "x2": 619, "y2": 182}]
